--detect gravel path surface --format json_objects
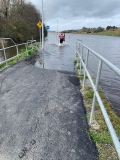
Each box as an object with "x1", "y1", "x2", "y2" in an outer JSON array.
[{"x1": 0, "y1": 54, "x2": 98, "y2": 160}]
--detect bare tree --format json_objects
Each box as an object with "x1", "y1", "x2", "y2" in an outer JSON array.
[{"x1": 0, "y1": 0, "x2": 47, "y2": 42}]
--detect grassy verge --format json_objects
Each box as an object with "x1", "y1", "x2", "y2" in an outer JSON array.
[
  {"x1": 69, "y1": 29, "x2": 120, "y2": 37},
  {"x1": 0, "y1": 45, "x2": 38, "y2": 71},
  {"x1": 84, "y1": 87, "x2": 120, "y2": 160},
  {"x1": 74, "y1": 59, "x2": 120, "y2": 160},
  {"x1": 95, "y1": 30, "x2": 118, "y2": 36}
]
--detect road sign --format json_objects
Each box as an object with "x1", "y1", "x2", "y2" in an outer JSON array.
[
  {"x1": 46, "y1": 26, "x2": 50, "y2": 30},
  {"x1": 37, "y1": 21, "x2": 42, "y2": 28}
]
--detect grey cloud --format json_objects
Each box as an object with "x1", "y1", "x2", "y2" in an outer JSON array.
[
  {"x1": 42, "y1": 0, "x2": 120, "y2": 20},
  {"x1": 30, "y1": 0, "x2": 120, "y2": 30}
]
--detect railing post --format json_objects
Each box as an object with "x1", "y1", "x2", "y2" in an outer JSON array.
[
  {"x1": 78, "y1": 42, "x2": 81, "y2": 75},
  {"x1": 31, "y1": 41, "x2": 33, "y2": 50},
  {"x1": 76, "y1": 41, "x2": 79, "y2": 67},
  {"x1": 82, "y1": 49, "x2": 89, "y2": 90},
  {"x1": 16, "y1": 45, "x2": 19, "y2": 58},
  {"x1": 89, "y1": 60, "x2": 102, "y2": 124},
  {"x1": 79, "y1": 45, "x2": 83, "y2": 74},
  {"x1": 26, "y1": 43, "x2": 28, "y2": 56},
  {"x1": 1, "y1": 40, "x2": 7, "y2": 67},
  {"x1": 79, "y1": 43, "x2": 82, "y2": 75}
]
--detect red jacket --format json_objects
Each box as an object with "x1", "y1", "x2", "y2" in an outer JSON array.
[{"x1": 59, "y1": 34, "x2": 64, "y2": 39}]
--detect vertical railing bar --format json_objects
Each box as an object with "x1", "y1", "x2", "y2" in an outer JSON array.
[
  {"x1": 26, "y1": 43, "x2": 28, "y2": 56},
  {"x1": 89, "y1": 60, "x2": 102, "y2": 124},
  {"x1": 31, "y1": 41, "x2": 33, "y2": 50},
  {"x1": 76, "y1": 42, "x2": 79, "y2": 67},
  {"x1": 96, "y1": 60, "x2": 102, "y2": 89},
  {"x1": 1, "y1": 40, "x2": 8, "y2": 67},
  {"x1": 16, "y1": 45, "x2": 19, "y2": 59},
  {"x1": 82, "y1": 49, "x2": 89, "y2": 90},
  {"x1": 79, "y1": 43, "x2": 82, "y2": 75},
  {"x1": 80, "y1": 45, "x2": 83, "y2": 73}
]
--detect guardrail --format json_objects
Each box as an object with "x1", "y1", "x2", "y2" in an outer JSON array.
[
  {"x1": 0, "y1": 38, "x2": 37, "y2": 67},
  {"x1": 76, "y1": 39, "x2": 120, "y2": 159}
]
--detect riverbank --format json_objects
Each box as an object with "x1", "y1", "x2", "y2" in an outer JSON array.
[
  {"x1": 62, "y1": 29, "x2": 120, "y2": 37},
  {"x1": 79, "y1": 30, "x2": 119, "y2": 37}
]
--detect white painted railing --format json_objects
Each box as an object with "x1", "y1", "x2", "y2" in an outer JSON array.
[
  {"x1": 76, "y1": 39, "x2": 120, "y2": 159},
  {"x1": 0, "y1": 38, "x2": 37, "y2": 67}
]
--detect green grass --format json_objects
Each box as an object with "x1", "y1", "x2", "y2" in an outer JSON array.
[
  {"x1": 74, "y1": 59, "x2": 77, "y2": 64},
  {"x1": 84, "y1": 90, "x2": 94, "y2": 99},
  {"x1": 7, "y1": 58, "x2": 18, "y2": 65},
  {"x1": 95, "y1": 30, "x2": 119, "y2": 36},
  {"x1": 89, "y1": 129, "x2": 112, "y2": 144},
  {"x1": 77, "y1": 73, "x2": 88, "y2": 81},
  {"x1": 82, "y1": 86, "x2": 120, "y2": 159},
  {"x1": 76, "y1": 65, "x2": 80, "y2": 69},
  {"x1": 73, "y1": 29, "x2": 120, "y2": 37},
  {"x1": 0, "y1": 63, "x2": 6, "y2": 70}
]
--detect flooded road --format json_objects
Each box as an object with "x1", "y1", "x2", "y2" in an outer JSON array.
[
  {"x1": 37, "y1": 32, "x2": 120, "y2": 116},
  {"x1": 42, "y1": 33, "x2": 75, "y2": 72},
  {"x1": 0, "y1": 33, "x2": 120, "y2": 116}
]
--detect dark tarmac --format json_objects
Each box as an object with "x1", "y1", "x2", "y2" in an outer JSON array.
[{"x1": 0, "y1": 53, "x2": 98, "y2": 160}]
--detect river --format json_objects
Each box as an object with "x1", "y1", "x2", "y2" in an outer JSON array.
[{"x1": 0, "y1": 33, "x2": 120, "y2": 116}]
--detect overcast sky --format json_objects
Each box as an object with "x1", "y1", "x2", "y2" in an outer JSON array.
[{"x1": 29, "y1": 0, "x2": 120, "y2": 31}]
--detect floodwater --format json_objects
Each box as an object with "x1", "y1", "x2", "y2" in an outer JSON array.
[
  {"x1": 42, "y1": 32, "x2": 120, "y2": 116},
  {"x1": 0, "y1": 33, "x2": 120, "y2": 116},
  {"x1": 41, "y1": 33, "x2": 76, "y2": 72}
]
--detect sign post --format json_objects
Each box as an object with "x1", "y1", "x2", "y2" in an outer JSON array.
[
  {"x1": 40, "y1": 28, "x2": 41, "y2": 45},
  {"x1": 37, "y1": 21, "x2": 42, "y2": 46},
  {"x1": 46, "y1": 26, "x2": 50, "y2": 30}
]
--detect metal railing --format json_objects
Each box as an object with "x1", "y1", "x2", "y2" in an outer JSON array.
[
  {"x1": 0, "y1": 38, "x2": 37, "y2": 68},
  {"x1": 76, "y1": 39, "x2": 120, "y2": 159}
]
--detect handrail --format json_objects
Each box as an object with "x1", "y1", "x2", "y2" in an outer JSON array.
[
  {"x1": 0, "y1": 38, "x2": 16, "y2": 45},
  {"x1": 76, "y1": 40, "x2": 120, "y2": 159},
  {"x1": 0, "y1": 38, "x2": 37, "y2": 68},
  {"x1": 77, "y1": 40, "x2": 120, "y2": 77}
]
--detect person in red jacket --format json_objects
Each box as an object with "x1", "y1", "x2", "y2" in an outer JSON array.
[{"x1": 59, "y1": 33, "x2": 65, "y2": 44}]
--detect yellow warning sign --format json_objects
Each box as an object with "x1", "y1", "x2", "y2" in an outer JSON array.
[{"x1": 37, "y1": 21, "x2": 42, "y2": 28}]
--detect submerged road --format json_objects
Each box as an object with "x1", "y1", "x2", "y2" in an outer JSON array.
[{"x1": 0, "y1": 53, "x2": 98, "y2": 160}]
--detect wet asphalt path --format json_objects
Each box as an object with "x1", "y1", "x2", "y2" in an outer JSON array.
[{"x1": 0, "y1": 54, "x2": 98, "y2": 160}]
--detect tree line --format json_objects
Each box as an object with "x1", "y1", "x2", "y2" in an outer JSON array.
[
  {"x1": 0, "y1": 0, "x2": 47, "y2": 42},
  {"x1": 81, "y1": 26, "x2": 118, "y2": 33},
  {"x1": 62, "y1": 26, "x2": 119, "y2": 34}
]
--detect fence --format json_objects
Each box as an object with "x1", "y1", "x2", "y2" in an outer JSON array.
[
  {"x1": 0, "y1": 38, "x2": 37, "y2": 68},
  {"x1": 76, "y1": 39, "x2": 120, "y2": 159}
]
